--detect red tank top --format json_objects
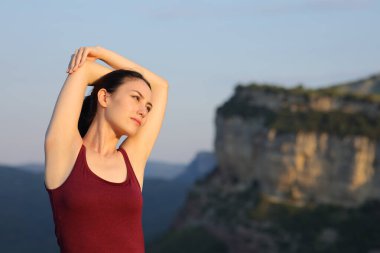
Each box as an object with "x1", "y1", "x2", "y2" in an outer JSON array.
[{"x1": 44, "y1": 143, "x2": 145, "y2": 253}]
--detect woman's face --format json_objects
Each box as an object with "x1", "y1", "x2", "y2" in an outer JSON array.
[{"x1": 105, "y1": 79, "x2": 152, "y2": 137}]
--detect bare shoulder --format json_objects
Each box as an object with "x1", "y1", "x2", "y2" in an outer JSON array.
[
  {"x1": 44, "y1": 134, "x2": 83, "y2": 190},
  {"x1": 120, "y1": 140, "x2": 147, "y2": 190}
]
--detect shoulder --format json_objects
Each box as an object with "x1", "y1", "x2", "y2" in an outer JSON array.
[
  {"x1": 119, "y1": 142, "x2": 147, "y2": 186},
  {"x1": 44, "y1": 137, "x2": 83, "y2": 190}
]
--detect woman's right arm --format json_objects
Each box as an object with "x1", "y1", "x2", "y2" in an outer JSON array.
[
  {"x1": 44, "y1": 59, "x2": 113, "y2": 190},
  {"x1": 45, "y1": 60, "x2": 113, "y2": 144}
]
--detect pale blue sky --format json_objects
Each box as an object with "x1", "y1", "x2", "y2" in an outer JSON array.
[{"x1": 0, "y1": 0, "x2": 379, "y2": 166}]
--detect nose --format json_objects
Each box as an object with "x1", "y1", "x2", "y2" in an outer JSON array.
[{"x1": 138, "y1": 105, "x2": 148, "y2": 117}]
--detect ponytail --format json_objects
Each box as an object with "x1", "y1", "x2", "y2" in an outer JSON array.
[{"x1": 78, "y1": 94, "x2": 96, "y2": 138}]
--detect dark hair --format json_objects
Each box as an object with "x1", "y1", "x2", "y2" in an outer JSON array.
[{"x1": 78, "y1": 69, "x2": 151, "y2": 138}]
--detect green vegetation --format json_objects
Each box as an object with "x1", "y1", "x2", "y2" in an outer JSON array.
[
  {"x1": 248, "y1": 195, "x2": 380, "y2": 253},
  {"x1": 217, "y1": 83, "x2": 380, "y2": 139},
  {"x1": 148, "y1": 178, "x2": 380, "y2": 252},
  {"x1": 270, "y1": 108, "x2": 380, "y2": 139},
  {"x1": 235, "y1": 82, "x2": 380, "y2": 103}
]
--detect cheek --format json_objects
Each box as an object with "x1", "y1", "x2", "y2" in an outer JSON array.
[
  {"x1": 118, "y1": 95, "x2": 133, "y2": 111},
  {"x1": 105, "y1": 101, "x2": 127, "y2": 124}
]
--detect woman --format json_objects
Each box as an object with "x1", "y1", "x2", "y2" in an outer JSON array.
[{"x1": 44, "y1": 46, "x2": 168, "y2": 253}]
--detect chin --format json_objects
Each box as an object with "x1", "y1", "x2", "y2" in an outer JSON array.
[{"x1": 124, "y1": 127, "x2": 138, "y2": 137}]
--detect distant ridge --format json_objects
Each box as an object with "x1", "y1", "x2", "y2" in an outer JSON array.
[{"x1": 317, "y1": 72, "x2": 380, "y2": 95}]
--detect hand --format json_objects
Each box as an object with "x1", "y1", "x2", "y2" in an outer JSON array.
[{"x1": 67, "y1": 46, "x2": 102, "y2": 74}]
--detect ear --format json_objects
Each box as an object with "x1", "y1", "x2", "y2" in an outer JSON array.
[{"x1": 97, "y1": 88, "x2": 110, "y2": 107}]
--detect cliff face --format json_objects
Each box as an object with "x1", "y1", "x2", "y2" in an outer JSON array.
[
  {"x1": 215, "y1": 118, "x2": 380, "y2": 207},
  {"x1": 213, "y1": 83, "x2": 380, "y2": 207},
  {"x1": 162, "y1": 75, "x2": 380, "y2": 253}
]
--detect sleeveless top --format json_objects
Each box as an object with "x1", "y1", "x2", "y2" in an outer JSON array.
[{"x1": 44, "y1": 143, "x2": 145, "y2": 253}]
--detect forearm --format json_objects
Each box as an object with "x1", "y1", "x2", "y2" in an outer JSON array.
[
  {"x1": 97, "y1": 46, "x2": 168, "y2": 87},
  {"x1": 85, "y1": 60, "x2": 113, "y2": 85}
]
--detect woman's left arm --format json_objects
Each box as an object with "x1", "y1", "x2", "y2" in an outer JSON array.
[
  {"x1": 96, "y1": 46, "x2": 169, "y2": 87},
  {"x1": 95, "y1": 46, "x2": 168, "y2": 190}
]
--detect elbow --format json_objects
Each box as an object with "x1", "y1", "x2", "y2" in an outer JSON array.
[
  {"x1": 156, "y1": 75, "x2": 168, "y2": 87},
  {"x1": 162, "y1": 78, "x2": 169, "y2": 87}
]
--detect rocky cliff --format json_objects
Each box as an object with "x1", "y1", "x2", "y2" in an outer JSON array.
[
  {"x1": 150, "y1": 73, "x2": 380, "y2": 253},
  {"x1": 212, "y1": 80, "x2": 380, "y2": 207}
]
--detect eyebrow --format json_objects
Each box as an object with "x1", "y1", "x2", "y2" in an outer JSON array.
[{"x1": 131, "y1": 90, "x2": 153, "y2": 108}]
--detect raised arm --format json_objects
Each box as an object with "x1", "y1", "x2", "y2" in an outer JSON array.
[
  {"x1": 44, "y1": 58, "x2": 114, "y2": 190},
  {"x1": 96, "y1": 46, "x2": 168, "y2": 87},
  {"x1": 95, "y1": 46, "x2": 169, "y2": 190},
  {"x1": 45, "y1": 60, "x2": 113, "y2": 143}
]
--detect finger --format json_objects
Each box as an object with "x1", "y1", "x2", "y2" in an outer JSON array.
[
  {"x1": 79, "y1": 48, "x2": 88, "y2": 67},
  {"x1": 67, "y1": 54, "x2": 75, "y2": 73},
  {"x1": 69, "y1": 50, "x2": 79, "y2": 73},
  {"x1": 73, "y1": 48, "x2": 83, "y2": 71},
  {"x1": 67, "y1": 54, "x2": 74, "y2": 72}
]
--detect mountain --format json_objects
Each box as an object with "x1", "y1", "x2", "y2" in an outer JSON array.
[
  {"x1": 11, "y1": 160, "x2": 187, "y2": 180},
  {"x1": 144, "y1": 160, "x2": 187, "y2": 180},
  {"x1": 174, "y1": 151, "x2": 216, "y2": 184},
  {"x1": 0, "y1": 165, "x2": 58, "y2": 252},
  {"x1": 148, "y1": 72, "x2": 380, "y2": 253}
]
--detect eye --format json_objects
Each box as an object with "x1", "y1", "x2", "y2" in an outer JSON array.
[
  {"x1": 147, "y1": 107, "x2": 152, "y2": 112},
  {"x1": 132, "y1": 95, "x2": 140, "y2": 101}
]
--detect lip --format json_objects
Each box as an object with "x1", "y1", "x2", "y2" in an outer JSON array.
[{"x1": 131, "y1": 117, "x2": 141, "y2": 126}]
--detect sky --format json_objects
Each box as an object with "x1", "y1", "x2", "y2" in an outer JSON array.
[{"x1": 0, "y1": 0, "x2": 379, "y2": 166}]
